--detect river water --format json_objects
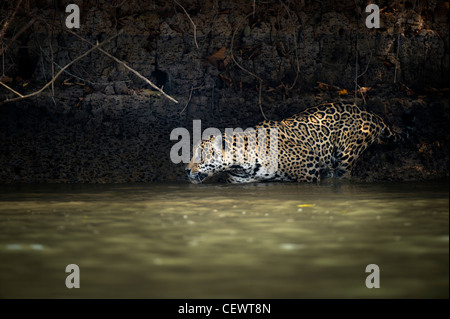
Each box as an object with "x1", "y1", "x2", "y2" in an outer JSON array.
[{"x1": 0, "y1": 180, "x2": 448, "y2": 298}]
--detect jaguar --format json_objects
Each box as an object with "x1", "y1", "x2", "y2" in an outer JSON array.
[{"x1": 185, "y1": 102, "x2": 400, "y2": 183}]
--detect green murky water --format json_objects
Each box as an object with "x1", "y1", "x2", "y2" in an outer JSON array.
[{"x1": 0, "y1": 181, "x2": 448, "y2": 298}]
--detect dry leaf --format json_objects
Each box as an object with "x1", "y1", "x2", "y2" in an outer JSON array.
[
  {"x1": 424, "y1": 87, "x2": 438, "y2": 93},
  {"x1": 205, "y1": 46, "x2": 227, "y2": 69},
  {"x1": 63, "y1": 76, "x2": 74, "y2": 86},
  {"x1": 141, "y1": 89, "x2": 162, "y2": 97},
  {"x1": 212, "y1": 46, "x2": 226, "y2": 59},
  {"x1": 0, "y1": 75, "x2": 13, "y2": 83},
  {"x1": 358, "y1": 87, "x2": 371, "y2": 94},
  {"x1": 84, "y1": 86, "x2": 94, "y2": 93},
  {"x1": 75, "y1": 97, "x2": 83, "y2": 108},
  {"x1": 317, "y1": 82, "x2": 340, "y2": 91},
  {"x1": 400, "y1": 83, "x2": 415, "y2": 96},
  {"x1": 218, "y1": 74, "x2": 232, "y2": 87}
]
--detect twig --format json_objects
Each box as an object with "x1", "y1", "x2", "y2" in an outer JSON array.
[
  {"x1": 394, "y1": 33, "x2": 400, "y2": 83},
  {"x1": 0, "y1": 81, "x2": 23, "y2": 97},
  {"x1": 258, "y1": 80, "x2": 267, "y2": 120},
  {"x1": 355, "y1": 50, "x2": 372, "y2": 106},
  {"x1": 231, "y1": 12, "x2": 268, "y2": 119},
  {"x1": 356, "y1": 83, "x2": 367, "y2": 105},
  {"x1": 393, "y1": 6, "x2": 405, "y2": 84},
  {"x1": 1, "y1": 41, "x2": 4, "y2": 75},
  {"x1": 173, "y1": 0, "x2": 199, "y2": 49},
  {"x1": 231, "y1": 13, "x2": 262, "y2": 82},
  {"x1": 354, "y1": 34, "x2": 358, "y2": 103},
  {"x1": 356, "y1": 50, "x2": 372, "y2": 79},
  {"x1": 111, "y1": 0, "x2": 128, "y2": 8},
  {"x1": 199, "y1": 0, "x2": 219, "y2": 51},
  {"x1": 49, "y1": 32, "x2": 55, "y2": 96},
  {"x1": 279, "y1": 0, "x2": 300, "y2": 91},
  {"x1": 0, "y1": 0, "x2": 23, "y2": 44},
  {"x1": 38, "y1": 44, "x2": 129, "y2": 86},
  {"x1": 211, "y1": 82, "x2": 214, "y2": 110},
  {"x1": 67, "y1": 30, "x2": 178, "y2": 103},
  {"x1": 0, "y1": 17, "x2": 36, "y2": 56},
  {"x1": 180, "y1": 85, "x2": 194, "y2": 114},
  {"x1": 0, "y1": 32, "x2": 121, "y2": 105}
]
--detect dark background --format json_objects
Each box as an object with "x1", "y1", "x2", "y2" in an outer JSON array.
[{"x1": 0, "y1": 0, "x2": 448, "y2": 183}]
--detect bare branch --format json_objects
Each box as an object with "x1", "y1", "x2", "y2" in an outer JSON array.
[
  {"x1": 180, "y1": 85, "x2": 194, "y2": 114},
  {"x1": 231, "y1": 13, "x2": 262, "y2": 82},
  {"x1": 394, "y1": 33, "x2": 400, "y2": 83},
  {"x1": 279, "y1": 0, "x2": 301, "y2": 91},
  {"x1": 49, "y1": 32, "x2": 55, "y2": 96},
  {"x1": 0, "y1": 80, "x2": 23, "y2": 97},
  {"x1": 356, "y1": 50, "x2": 372, "y2": 79},
  {"x1": 0, "y1": 31, "x2": 121, "y2": 105},
  {"x1": 258, "y1": 80, "x2": 267, "y2": 120},
  {"x1": 67, "y1": 30, "x2": 178, "y2": 103},
  {"x1": 173, "y1": 0, "x2": 199, "y2": 49},
  {"x1": 231, "y1": 12, "x2": 268, "y2": 120},
  {"x1": 0, "y1": 0, "x2": 23, "y2": 44},
  {"x1": 0, "y1": 17, "x2": 36, "y2": 56}
]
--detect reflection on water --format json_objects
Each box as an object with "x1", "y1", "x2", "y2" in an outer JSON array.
[{"x1": 0, "y1": 180, "x2": 448, "y2": 298}]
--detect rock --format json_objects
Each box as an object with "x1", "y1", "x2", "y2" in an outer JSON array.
[
  {"x1": 114, "y1": 81, "x2": 129, "y2": 95},
  {"x1": 104, "y1": 85, "x2": 115, "y2": 95}
]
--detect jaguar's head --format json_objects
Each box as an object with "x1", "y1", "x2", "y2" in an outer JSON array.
[{"x1": 185, "y1": 135, "x2": 225, "y2": 184}]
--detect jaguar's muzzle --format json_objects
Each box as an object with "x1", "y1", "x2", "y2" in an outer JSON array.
[{"x1": 185, "y1": 168, "x2": 208, "y2": 184}]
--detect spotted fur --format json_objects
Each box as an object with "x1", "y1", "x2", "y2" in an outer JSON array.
[{"x1": 185, "y1": 102, "x2": 400, "y2": 183}]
